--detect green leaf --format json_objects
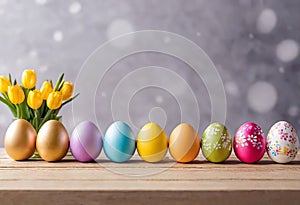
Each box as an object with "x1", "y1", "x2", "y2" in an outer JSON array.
[
  {"x1": 54, "y1": 73, "x2": 64, "y2": 91},
  {"x1": 56, "y1": 116, "x2": 62, "y2": 121},
  {"x1": 62, "y1": 93, "x2": 80, "y2": 107},
  {"x1": 57, "y1": 80, "x2": 65, "y2": 91},
  {"x1": 32, "y1": 151, "x2": 40, "y2": 158},
  {"x1": 54, "y1": 93, "x2": 80, "y2": 115},
  {"x1": 9, "y1": 73, "x2": 12, "y2": 84},
  {"x1": 0, "y1": 96, "x2": 17, "y2": 117}
]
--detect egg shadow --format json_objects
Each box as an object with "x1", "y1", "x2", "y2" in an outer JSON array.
[
  {"x1": 94, "y1": 159, "x2": 152, "y2": 164},
  {"x1": 255, "y1": 160, "x2": 300, "y2": 165},
  {"x1": 181, "y1": 159, "x2": 241, "y2": 165},
  {"x1": 24, "y1": 158, "x2": 44, "y2": 162},
  {"x1": 180, "y1": 160, "x2": 208, "y2": 165}
]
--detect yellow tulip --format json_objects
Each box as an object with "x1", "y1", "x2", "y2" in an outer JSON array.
[
  {"x1": 22, "y1": 70, "x2": 36, "y2": 89},
  {"x1": 47, "y1": 91, "x2": 63, "y2": 110},
  {"x1": 0, "y1": 76, "x2": 11, "y2": 93},
  {"x1": 8, "y1": 85, "x2": 25, "y2": 105},
  {"x1": 60, "y1": 82, "x2": 74, "y2": 100},
  {"x1": 40, "y1": 81, "x2": 53, "y2": 100},
  {"x1": 27, "y1": 90, "x2": 43, "y2": 109}
]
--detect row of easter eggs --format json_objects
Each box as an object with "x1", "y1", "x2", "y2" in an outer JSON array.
[{"x1": 4, "y1": 119, "x2": 299, "y2": 163}]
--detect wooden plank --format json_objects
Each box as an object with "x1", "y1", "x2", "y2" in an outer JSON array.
[
  {"x1": 0, "y1": 148, "x2": 300, "y2": 205},
  {"x1": 0, "y1": 190, "x2": 299, "y2": 205}
]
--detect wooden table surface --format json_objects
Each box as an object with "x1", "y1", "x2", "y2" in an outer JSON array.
[{"x1": 0, "y1": 148, "x2": 300, "y2": 205}]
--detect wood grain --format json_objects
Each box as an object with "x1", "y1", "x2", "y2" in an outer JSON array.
[{"x1": 0, "y1": 148, "x2": 300, "y2": 205}]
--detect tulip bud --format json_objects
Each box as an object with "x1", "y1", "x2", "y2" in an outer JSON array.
[
  {"x1": 40, "y1": 81, "x2": 53, "y2": 100},
  {"x1": 0, "y1": 76, "x2": 12, "y2": 93},
  {"x1": 8, "y1": 85, "x2": 25, "y2": 105},
  {"x1": 27, "y1": 90, "x2": 43, "y2": 110},
  {"x1": 60, "y1": 82, "x2": 74, "y2": 100},
  {"x1": 22, "y1": 70, "x2": 36, "y2": 89},
  {"x1": 47, "y1": 91, "x2": 63, "y2": 110}
]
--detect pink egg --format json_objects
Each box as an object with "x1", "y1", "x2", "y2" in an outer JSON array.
[{"x1": 234, "y1": 122, "x2": 266, "y2": 163}]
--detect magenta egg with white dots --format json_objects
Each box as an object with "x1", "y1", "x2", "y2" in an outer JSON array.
[{"x1": 234, "y1": 122, "x2": 266, "y2": 163}]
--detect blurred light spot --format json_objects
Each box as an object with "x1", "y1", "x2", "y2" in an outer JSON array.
[
  {"x1": 278, "y1": 67, "x2": 285, "y2": 73},
  {"x1": 247, "y1": 81, "x2": 278, "y2": 113},
  {"x1": 196, "y1": 32, "x2": 201, "y2": 37},
  {"x1": 106, "y1": 19, "x2": 134, "y2": 48},
  {"x1": 256, "y1": 8, "x2": 277, "y2": 34},
  {"x1": 225, "y1": 81, "x2": 240, "y2": 96},
  {"x1": 249, "y1": 33, "x2": 254, "y2": 39},
  {"x1": 53, "y1": 30, "x2": 64, "y2": 42},
  {"x1": 39, "y1": 65, "x2": 48, "y2": 73},
  {"x1": 69, "y1": 2, "x2": 82, "y2": 14},
  {"x1": 35, "y1": 0, "x2": 47, "y2": 5},
  {"x1": 276, "y1": 39, "x2": 299, "y2": 62},
  {"x1": 163, "y1": 36, "x2": 171, "y2": 44},
  {"x1": 101, "y1": 92, "x2": 107, "y2": 97},
  {"x1": 155, "y1": 95, "x2": 163, "y2": 103},
  {"x1": 29, "y1": 50, "x2": 38, "y2": 58},
  {"x1": 288, "y1": 106, "x2": 299, "y2": 117}
]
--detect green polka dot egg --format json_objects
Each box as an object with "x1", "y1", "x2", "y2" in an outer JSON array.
[{"x1": 201, "y1": 122, "x2": 232, "y2": 163}]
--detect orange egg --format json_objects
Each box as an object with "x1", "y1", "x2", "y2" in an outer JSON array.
[
  {"x1": 169, "y1": 123, "x2": 200, "y2": 163},
  {"x1": 4, "y1": 119, "x2": 37, "y2": 161}
]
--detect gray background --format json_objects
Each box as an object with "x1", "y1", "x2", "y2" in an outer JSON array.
[{"x1": 0, "y1": 0, "x2": 300, "y2": 146}]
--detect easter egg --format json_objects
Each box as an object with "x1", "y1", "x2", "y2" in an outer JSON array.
[
  {"x1": 137, "y1": 122, "x2": 168, "y2": 162},
  {"x1": 103, "y1": 121, "x2": 136, "y2": 163},
  {"x1": 36, "y1": 120, "x2": 69, "y2": 162},
  {"x1": 267, "y1": 121, "x2": 299, "y2": 163},
  {"x1": 202, "y1": 122, "x2": 232, "y2": 163},
  {"x1": 234, "y1": 122, "x2": 266, "y2": 163},
  {"x1": 70, "y1": 121, "x2": 102, "y2": 162},
  {"x1": 4, "y1": 119, "x2": 37, "y2": 161},
  {"x1": 169, "y1": 123, "x2": 200, "y2": 163}
]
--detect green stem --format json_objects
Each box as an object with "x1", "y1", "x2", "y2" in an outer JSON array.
[
  {"x1": 39, "y1": 100, "x2": 46, "y2": 117},
  {"x1": 38, "y1": 109, "x2": 53, "y2": 131},
  {"x1": 34, "y1": 109, "x2": 41, "y2": 131},
  {"x1": 20, "y1": 87, "x2": 31, "y2": 120},
  {"x1": 16, "y1": 104, "x2": 20, "y2": 118},
  {"x1": 18, "y1": 104, "x2": 23, "y2": 119}
]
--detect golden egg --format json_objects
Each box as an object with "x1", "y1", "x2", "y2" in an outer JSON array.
[
  {"x1": 169, "y1": 123, "x2": 200, "y2": 163},
  {"x1": 137, "y1": 122, "x2": 168, "y2": 162},
  {"x1": 4, "y1": 119, "x2": 37, "y2": 161},
  {"x1": 36, "y1": 120, "x2": 69, "y2": 162}
]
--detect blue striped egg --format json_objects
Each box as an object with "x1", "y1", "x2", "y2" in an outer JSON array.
[{"x1": 103, "y1": 121, "x2": 136, "y2": 162}]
